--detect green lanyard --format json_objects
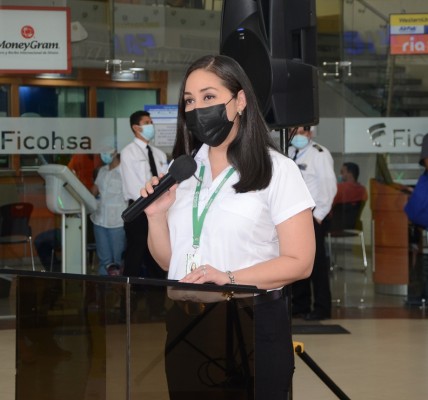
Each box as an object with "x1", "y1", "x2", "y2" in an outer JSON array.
[{"x1": 192, "y1": 165, "x2": 235, "y2": 248}]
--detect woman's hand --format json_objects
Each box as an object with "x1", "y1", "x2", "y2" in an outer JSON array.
[
  {"x1": 179, "y1": 264, "x2": 230, "y2": 286},
  {"x1": 141, "y1": 174, "x2": 177, "y2": 216}
]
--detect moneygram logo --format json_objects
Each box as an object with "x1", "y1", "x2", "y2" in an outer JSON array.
[
  {"x1": 367, "y1": 123, "x2": 386, "y2": 147},
  {"x1": 21, "y1": 25, "x2": 35, "y2": 39}
]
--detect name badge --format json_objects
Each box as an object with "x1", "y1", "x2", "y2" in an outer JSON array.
[{"x1": 185, "y1": 253, "x2": 201, "y2": 275}]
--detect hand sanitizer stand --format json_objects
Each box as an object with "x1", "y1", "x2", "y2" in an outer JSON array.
[{"x1": 38, "y1": 164, "x2": 97, "y2": 274}]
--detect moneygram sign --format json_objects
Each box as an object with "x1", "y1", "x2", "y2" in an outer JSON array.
[
  {"x1": 390, "y1": 13, "x2": 428, "y2": 55},
  {"x1": 0, "y1": 6, "x2": 71, "y2": 73}
]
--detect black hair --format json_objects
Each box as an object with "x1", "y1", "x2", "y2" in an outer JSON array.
[
  {"x1": 343, "y1": 162, "x2": 360, "y2": 181},
  {"x1": 129, "y1": 110, "x2": 151, "y2": 128},
  {"x1": 172, "y1": 54, "x2": 279, "y2": 193}
]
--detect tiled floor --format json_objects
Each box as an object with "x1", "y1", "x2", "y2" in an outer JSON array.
[
  {"x1": 0, "y1": 244, "x2": 427, "y2": 399},
  {"x1": 292, "y1": 318, "x2": 428, "y2": 399},
  {"x1": 290, "y1": 244, "x2": 428, "y2": 399}
]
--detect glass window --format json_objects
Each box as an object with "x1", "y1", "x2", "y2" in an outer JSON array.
[
  {"x1": 19, "y1": 86, "x2": 87, "y2": 118},
  {"x1": 0, "y1": 85, "x2": 10, "y2": 169},
  {"x1": 19, "y1": 86, "x2": 88, "y2": 169},
  {"x1": 0, "y1": 85, "x2": 8, "y2": 117},
  {"x1": 96, "y1": 88, "x2": 158, "y2": 118},
  {"x1": 97, "y1": 88, "x2": 158, "y2": 151}
]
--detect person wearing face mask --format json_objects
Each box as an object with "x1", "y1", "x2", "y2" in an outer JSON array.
[
  {"x1": 288, "y1": 126, "x2": 337, "y2": 321},
  {"x1": 90, "y1": 147, "x2": 127, "y2": 275},
  {"x1": 120, "y1": 110, "x2": 168, "y2": 318},
  {"x1": 140, "y1": 55, "x2": 315, "y2": 400}
]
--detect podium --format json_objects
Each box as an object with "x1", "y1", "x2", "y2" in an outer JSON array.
[
  {"x1": 1, "y1": 269, "x2": 263, "y2": 400},
  {"x1": 38, "y1": 164, "x2": 97, "y2": 274},
  {"x1": 370, "y1": 179, "x2": 409, "y2": 295}
]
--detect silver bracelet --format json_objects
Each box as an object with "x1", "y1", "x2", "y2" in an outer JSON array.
[{"x1": 226, "y1": 270, "x2": 235, "y2": 284}]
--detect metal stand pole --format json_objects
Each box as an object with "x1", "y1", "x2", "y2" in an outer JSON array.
[{"x1": 293, "y1": 342, "x2": 351, "y2": 400}]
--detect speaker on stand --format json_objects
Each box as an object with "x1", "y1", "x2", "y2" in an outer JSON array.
[{"x1": 220, "y1": 0, "x2": 319, "y2": 152}]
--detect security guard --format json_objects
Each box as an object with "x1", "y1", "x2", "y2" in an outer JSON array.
[{"x1": 288, "y1": 126, "x2": 337, "y2": 320}]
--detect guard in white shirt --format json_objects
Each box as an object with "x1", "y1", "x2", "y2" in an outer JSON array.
[
  {"x1": 288, "y1": 126, "x2": 337, "y2": 320},
  {"x1": 120, "y1": 110, "x2": 168, "y2": 317}
]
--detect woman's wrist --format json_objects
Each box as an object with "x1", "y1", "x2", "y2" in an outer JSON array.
[
  {"x1": 146, "y1": 212, "x2": 168, "y2": 222},
  {"x1": 225, "y1": 270, "x2": 235, "y2": 284}
]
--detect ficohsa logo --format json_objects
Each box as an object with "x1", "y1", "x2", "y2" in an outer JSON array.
[
  {"x1": 367, "y1": 123, "x2": 387, "y2": 147},
  {"x1": 21, "y1": 26, "x2": 35, "y2": 39}
]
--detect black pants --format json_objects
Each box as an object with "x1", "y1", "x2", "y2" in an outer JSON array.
[
  {"x1": 165, "y1": 295, "x2": 293, "y2": 400},
  {"x1": 254, "y1": 294, "x2": 294, "y2": 399},
  {"x1": 123, "y1": 208, "x2": 166, "y2": 314},
  {"x1": 292, "y1": 218, "x2": 332, "y2": 317},
  {"x1": 123, "y1": 207, "x2": 164, "y2": 278}
]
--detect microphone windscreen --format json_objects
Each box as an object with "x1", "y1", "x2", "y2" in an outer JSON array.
[{"x1": 168, "y1": 155, "x2": 197, "y2": 182}]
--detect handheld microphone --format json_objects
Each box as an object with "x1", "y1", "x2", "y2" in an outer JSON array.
[{"x1": 121, "y1": 154, "x2": 197, "y2": 223}]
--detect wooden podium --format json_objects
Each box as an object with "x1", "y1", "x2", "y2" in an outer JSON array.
[{"x1": 370, "y1": 179, "x2": 409, "y2": 294}]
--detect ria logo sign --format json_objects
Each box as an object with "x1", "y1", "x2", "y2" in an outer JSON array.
[
  {"x1": 367, "y1": 123, "x2": 386, "y2": 147},
  {"x1": 402, "y1": 36, "x2": 426, "y2": 53}
]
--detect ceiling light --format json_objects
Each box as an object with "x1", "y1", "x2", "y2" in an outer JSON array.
[{"x1": 105, "y1": 59, "x2": 144, "y2": 76}]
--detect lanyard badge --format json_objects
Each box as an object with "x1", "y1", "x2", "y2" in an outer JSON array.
[{"x1": 185, "y1": 164, "x2": 235, "y2": 275}]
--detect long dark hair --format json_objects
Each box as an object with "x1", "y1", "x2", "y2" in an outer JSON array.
[{"x1": 172, "y1": 55, "x2": 278, "y2": 193}]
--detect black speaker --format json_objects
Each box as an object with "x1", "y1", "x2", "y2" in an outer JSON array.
[{"x1": 220, "y1": 0, "x2": 319, "y2": 128}]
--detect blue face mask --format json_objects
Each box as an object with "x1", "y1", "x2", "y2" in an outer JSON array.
[
  {"x1": 101, "y1": 152, "x2": 114, "y2": 164},
  {"x1": 141, "y1": 124, "x2": 155, "y2": 141},
  {"x1": 291, "y1": 134, "x2": 309, "y2": 149},
  {"x1": 337, "y1": 175, "x2": 343, "y2": 183}
]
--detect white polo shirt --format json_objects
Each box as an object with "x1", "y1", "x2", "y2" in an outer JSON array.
[
  {"x1": 120, "y1": 138, "x2": 168, "y2": 201},
  {"x1": 167, "y1": 144, "x2": 315, "y2": 280},
  {"x1": 288, "y1": 140, "x2": 337, "y2": 221}
]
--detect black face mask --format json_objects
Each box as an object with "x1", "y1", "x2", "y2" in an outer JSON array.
[{"x1": 185, "y1": 99, "x2": 236, "y2": 147}]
